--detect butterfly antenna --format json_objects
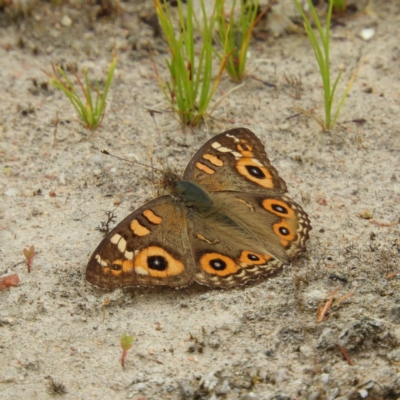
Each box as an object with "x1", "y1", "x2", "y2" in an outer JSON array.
[
  {"x1": 101, "y1": 150, "x2": 163, "y2": 173},
  {"x1": 148, "y1": 147, "x2": 155, "y2": 186}
]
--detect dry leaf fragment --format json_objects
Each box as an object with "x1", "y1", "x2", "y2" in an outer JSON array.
[
  {"x1": 317, "y1": 288, "x2": 340, "y2": 322},
  {"x1": 370, "y1": 219, "x2": 398, "y2": 227},
  {"x1": 337, "y1": 344, "x2": 354, "y2": 366},
  {"x1": 334, "y1": 292, "x2": 354, "y2": 307},
  {"x1": 0, "y1": 274, "x2": 20, "y2": 290}
]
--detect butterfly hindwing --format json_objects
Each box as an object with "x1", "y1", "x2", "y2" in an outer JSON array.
[{"x1": 186, "y1": 191, "x2": 311, "y2": 287}]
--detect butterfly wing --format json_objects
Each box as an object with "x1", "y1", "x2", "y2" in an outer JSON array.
[
  {"x1": 183, "y1": 127, "x2": 287, "y2": 193},
  {"x1": 86, "y1": 196, "x2": 195, "y2": 290},
  {"x1": 186, "y1": 191, "x2": 311, "y2": 288},
  {"x1": 182, "y1": 127, "x2": 311, "y2": 287}
]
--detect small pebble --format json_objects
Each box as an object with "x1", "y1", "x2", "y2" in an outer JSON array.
[
  {"x1": 22, "y1": 190, "x2": 35, "y2": 197},
  {"x1": 278, "y1": 123, "x2": 290, "y2": 131},
  {"x1": 59, "y1": 172, "x2": 66, "y2": 185},
  {"x1": 61, "y1": 15, "x2": 72, "y2": 27},
  {"x1": 92, "y1": 154, "x2": 103, "y2": 164},
  {"x1": 5, "y1": 188, "x2": 18, "y2": 196},
  {"x1": 200, "y1": 372, "x2": 218, "y2": 391},
  {"x1": 321, "y1": 373, "x2": 330, "y2": 385},
  {"x1": 360, "y1": 28, "x2": 375, "y2": 41},
  {"x1": 219, "y1": 380, "x2": 230, "y2": 394},
  {"x1": 360, "y1": 209, "x2": 373, "y2": 219}
]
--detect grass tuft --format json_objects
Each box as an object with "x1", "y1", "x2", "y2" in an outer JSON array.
[
  {"x1": 43, "y1": 49, "x2": 117, "y2": 130},
  {"x1": 153, "y1": 0, "x2": 228, "y2": 127},
  {"x1": 293, "y1": 0, "x2": 357, "y2": 130},
  {"x1": 216, "y1": 0, "x2": 272, "y2": 83}
]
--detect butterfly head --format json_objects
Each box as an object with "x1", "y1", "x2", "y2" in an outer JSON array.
[{"x1": 157, "y1": 169, "x2": 180, "y2": 194}]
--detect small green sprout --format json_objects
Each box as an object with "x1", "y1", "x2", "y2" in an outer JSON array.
[
  {"x1": 23, "y1": 245, "x2": 35, "y2": 273},
  {"x1": 43, "y1": 50, "x2": 117, "y2": 130},
  {"x1": 120, "y1": 333, "x2": 134, "y2": 368}
]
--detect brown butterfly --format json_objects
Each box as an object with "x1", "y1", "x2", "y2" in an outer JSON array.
[{"x1": 86, "y1": 128, "x2": 311, "y2": 290}]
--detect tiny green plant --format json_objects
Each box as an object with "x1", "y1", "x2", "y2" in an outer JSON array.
[
  {"x1": 23, "y1": 245, "x2": 35, "y2": 273},
  {"x1": 43, "y1": 50, "x2": 117, "y2": 130},
  {"x1": 293, "y1": 0, "x2": 356, "y2": 130},
  {"x1": 215, "y1": 0, "x2": 271, "y2": 82},
  {"x1": 120, "y1": 333, "x2": 134, "y2": 368},
  {"x1": 153, "y1": 0, "x2": 228, "y2": 126}
]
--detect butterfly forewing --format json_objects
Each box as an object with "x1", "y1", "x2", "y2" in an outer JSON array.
[
  {"x1": 183, "y1": 128, "x2": 287, "y2": 194},
  {"x1": 86, "y1": 196, "x2": 195, "y2": 290}
]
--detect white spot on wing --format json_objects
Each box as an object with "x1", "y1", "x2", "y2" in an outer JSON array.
[
  {"x1": 95, "y1": 254, "x2": 108, "y2": 267},
  {"x1": 117, "y1": 237, "x2": 127, "y2": 253},
  {"x1": 215, "y1": 146, "x2": 232, "y2": 153},
  {"x1": 124, "y1": 251, "x2": 133, "y2": 260},
  {"x1": 232, "y1": 152, "x2": 242, "y2": 158},
  {"x1": 226, "y1": 133, "x2": 239, "y2": 142},
  {"x1": 211, "y1": 142, "x2": 221, "y2": 149},
  {"x1": 110, "y1": 234, "x2": 121, "y2": 244}
]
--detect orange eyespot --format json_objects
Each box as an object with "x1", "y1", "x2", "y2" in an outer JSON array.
[
  {"x1": 110, "y1": 260, "x2": 124, "y2": 276},
  {"x1": 133, "y1": 246, "x2": 184, "y2": 278},
  {"x1": 273, "y1": 220, "x2": 296, "y2": 247},
  {"x1": 262, "y1": 199, "x2": 296, "y2": 218},
  {"x1": 239, "y1": 251, "x2": 271, "y2": 266},
  {"x1": 236, "y1": 158, "x2": 274, "y2": 188},
  {"x1": 200, "y1": 253, "x2": 238, "y2": 276}
]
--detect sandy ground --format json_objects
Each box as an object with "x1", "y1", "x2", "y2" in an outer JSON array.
[{"x1": 0, "y1": 1, "x2": 400, "y2": 399}]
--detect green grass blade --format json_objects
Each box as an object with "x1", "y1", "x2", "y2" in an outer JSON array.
[{"x1": 44, "y1": 51, "x2": 116, "y2": 129}]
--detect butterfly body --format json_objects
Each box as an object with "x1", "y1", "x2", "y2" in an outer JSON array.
[{"x1": 86, "y1": 128, "x2": 311, "y2": 290}]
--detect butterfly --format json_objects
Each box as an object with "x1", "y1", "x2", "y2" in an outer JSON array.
[{"x1": 86, "y1": 128, "x2": 311, "y2": 290}]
